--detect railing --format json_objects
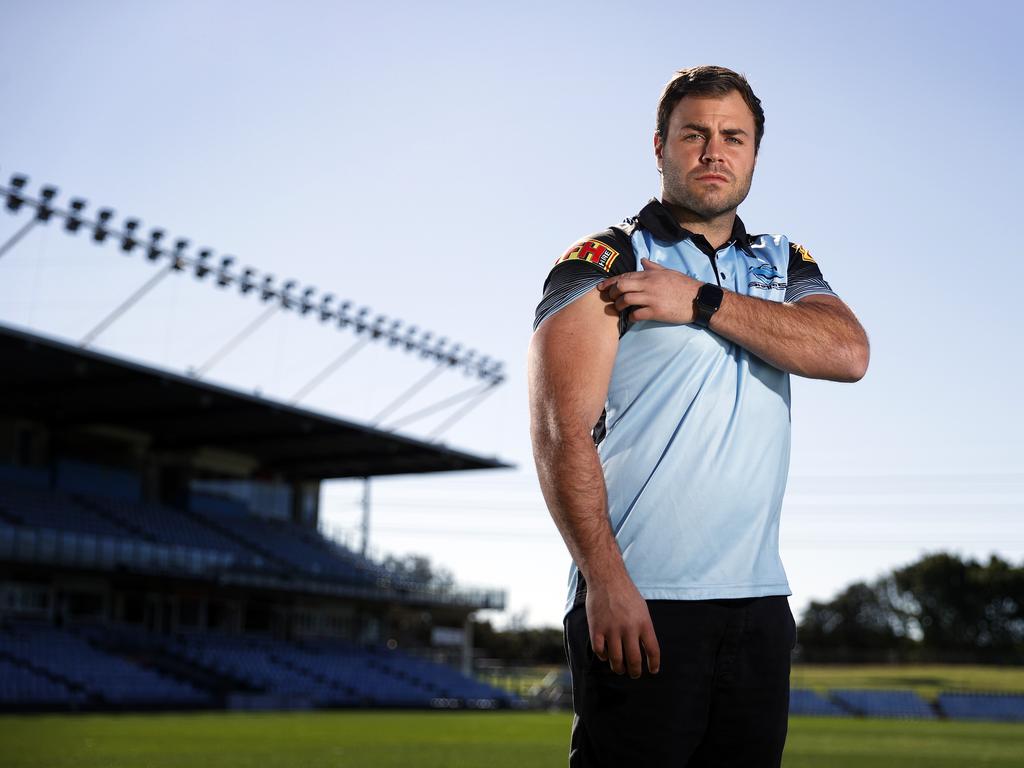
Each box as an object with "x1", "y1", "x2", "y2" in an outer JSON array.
[
  {"x1": 220, "y1": 570, "x2": 506, "y2": 610},
  {"x1": 0, "y1": 525, "x2": 235, "y2": 576},
  {"x1": 0, "y1": 524, "x2": 507, "y2": 609}
]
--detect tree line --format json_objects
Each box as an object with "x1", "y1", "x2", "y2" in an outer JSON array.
[
  {"x1": 471, "y1": 552, "x2": 1024, "y2": 665},
  {"x1": 797, "y1": 551, "x2": 1023, "y2": 663}
]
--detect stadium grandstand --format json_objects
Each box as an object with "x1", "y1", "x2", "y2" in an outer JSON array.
[
  {"x1": 0, "y1": 322, "x2": 519, "y2": 712},
  {"x1": 0, "y1": 168, "x2": 526, "y2": 712}
]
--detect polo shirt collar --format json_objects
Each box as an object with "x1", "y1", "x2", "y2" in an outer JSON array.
[{"x1": 637, "y1": 198, "x2": 755, "y2": 258}]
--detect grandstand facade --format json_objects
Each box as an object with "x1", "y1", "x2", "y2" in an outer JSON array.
[{"x1": 0, "y1": 323, "x2": 517, "y2": 711}]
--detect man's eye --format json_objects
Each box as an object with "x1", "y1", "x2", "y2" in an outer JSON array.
[
  {"x1": 684, "y1": 133, "x2": 705, "y2": 141},
  {"x1": 726, "y1": 136, "x2": 743, "y2": 144}
]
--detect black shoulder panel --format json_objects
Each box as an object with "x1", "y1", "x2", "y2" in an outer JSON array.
[
  {"x1": 533, "y1": 221, "x2": 638, "y2": 331},
  {"x1": 785, "y1": 241, "x2": 838, "y2": 302}
]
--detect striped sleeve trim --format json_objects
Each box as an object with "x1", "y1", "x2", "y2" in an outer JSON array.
[
  {"x1": 532, "y1": 274, "x2": 605, "y2": 331},
  {"x1": 785, "y1": 277, "x2": 837, "y2": 303}
]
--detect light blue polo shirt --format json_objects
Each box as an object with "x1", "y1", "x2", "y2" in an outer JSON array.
[{"x1": 533, "y1": 199, "x2": 837, "y2": 617}]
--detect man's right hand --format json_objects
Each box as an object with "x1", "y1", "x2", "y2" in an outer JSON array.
[{"x1": 585, "y1": 573, "x2": 661, "y2": 678}]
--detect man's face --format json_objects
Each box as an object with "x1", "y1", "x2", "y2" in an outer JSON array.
[{"x1": 655, "y1": 90, "x2": 757, "y2": 219}]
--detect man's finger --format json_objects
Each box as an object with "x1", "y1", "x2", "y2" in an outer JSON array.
[
  {"x1": 591, "y1": 631, "x2": 607, "y2": 661},
  {"x1": 624, "y1": 633, "x2": 644, "y2": 679},
  {"x1": 614, "y1": 293, "x2": 645, "y2": 311},
  {"x1": 641, "y1": 623, "x2": 661, "y2": 675},
  {"x1": 641, "y1": 258, "x2": 665, "y2": 270},
  {"x1": 606, "y1": 635, "x2": 625, "y2": 675}
]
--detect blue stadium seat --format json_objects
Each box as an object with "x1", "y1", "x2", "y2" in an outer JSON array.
[
  {"x1": 830, "y1": 688, "x2": 935, "y2": 719},
  {"x1": 937, "y1": 692, "x2": 1024, "y2": 722},
  {"x1": 789, "y1": 688, "x2": 850, "y2": 717},
  {"x1": 0, "y1": 620, "x2": 210, "y2": 707}
]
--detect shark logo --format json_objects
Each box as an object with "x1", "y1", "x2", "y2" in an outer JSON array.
[{"x1": 749, "y1": 264, "x2": 786, "y2": 290}]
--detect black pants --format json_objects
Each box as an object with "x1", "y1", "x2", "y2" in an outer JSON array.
[{"x1": 563, "y1": 596, "x2": 796, "y2": 767}]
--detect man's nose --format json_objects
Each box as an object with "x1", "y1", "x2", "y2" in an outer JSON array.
[{"x1": 701, "y1": 137, "x2": 724, "y2": 163}]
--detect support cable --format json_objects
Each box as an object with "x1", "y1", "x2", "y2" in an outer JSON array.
[
  {"x1": 193, "y1": 303, "x2": 280, "y2": 379},
  {"x1": 0, "y1": 218, "x2": 37, "y2": 260},
  {"x1": 385, "y1": 380, "x2": 495, "y2": 431},
  {"x1": 370, "y1": 362, "x2": 448, "y2": 426},
  {"x1": 427, "y1": 383, "x2": 500, "y2": 441},
  {"x1": 79, "y1": 262, "x2": 176, "y2": 348},
  {"x1": 290, "y1": 336, "x2": 371, "y2": 404}
]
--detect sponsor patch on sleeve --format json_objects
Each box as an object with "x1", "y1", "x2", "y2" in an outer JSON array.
[
  {"x1": 792, "y1": 243, "x2": 816, "y2": 263},
  {"x1": 555, "y1": 239, "x2": 621, "y2": 272}
]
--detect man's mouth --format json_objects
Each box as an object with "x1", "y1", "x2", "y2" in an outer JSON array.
[{"x1": 695, "y1": 173, "x2": 729, "y2": 183}]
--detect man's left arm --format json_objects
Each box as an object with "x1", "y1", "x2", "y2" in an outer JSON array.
[
  {"x1": 707, "y1": 289, "x2": 868, "y2": 382},
  {"x1": 598, "y1": 258, "x2": 869, "y2": 382}
]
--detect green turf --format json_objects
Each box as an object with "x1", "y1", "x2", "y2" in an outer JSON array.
[
  {"x1": 791, "y1": 664, "x2": 1024, "y2": 701},
  {"x1": 486, "y1": 664, "x2": 1024, "y2": 700},
  {"x1": 2, "y1": 711, "x2": 1024, "y2": 768}
]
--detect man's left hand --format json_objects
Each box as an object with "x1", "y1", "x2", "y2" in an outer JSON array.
[{"x1": 597, "y1": 258, "x2": 702, "y2": 324}]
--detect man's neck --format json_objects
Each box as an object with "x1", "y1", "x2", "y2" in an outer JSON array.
[{"x1": 661, "y1": 199, "x2": 737, "y2": 250}]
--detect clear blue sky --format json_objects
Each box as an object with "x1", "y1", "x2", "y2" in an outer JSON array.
[{"x1": 1, "y1": 0, "x2": 1022, "y2": 628}]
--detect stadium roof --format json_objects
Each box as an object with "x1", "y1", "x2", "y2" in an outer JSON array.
[{"x1": 0, "y1": 323, "x2": 510, "y2": 479}]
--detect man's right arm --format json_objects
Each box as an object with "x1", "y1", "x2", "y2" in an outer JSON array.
[{"x1": 528, "y1": 288, "x2": 660, "y2": 678}]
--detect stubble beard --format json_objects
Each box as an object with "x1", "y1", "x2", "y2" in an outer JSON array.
[{"x1": 661, "y1": 163, "x2": 753, "y2": 221}]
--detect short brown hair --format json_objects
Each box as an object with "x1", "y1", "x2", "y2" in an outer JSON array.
[{"x1": 656, "y1": 66, "x2": 765, "y2": 152}]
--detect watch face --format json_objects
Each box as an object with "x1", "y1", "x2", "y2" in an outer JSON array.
[{"x1": 698, "y1": 284, "x2": 724, "y2": 309}]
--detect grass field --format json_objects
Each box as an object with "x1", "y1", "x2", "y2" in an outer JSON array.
[
  {"x1": 2, "y1": 711, "x2": 1023, "y2": 768},
  {"x1": 487, "y1": 664, "x2": 1024, "y2": 700}
]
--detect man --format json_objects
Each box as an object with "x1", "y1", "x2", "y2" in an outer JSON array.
[{"x1": 528, "y1": 66, "x2": 869, "y2": 767}]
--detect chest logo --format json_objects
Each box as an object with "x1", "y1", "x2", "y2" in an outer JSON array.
[
  {"x1": 748, "y1": 261, "x2": 787, "y2": 291},
  {"x1": 556, "y1": 239, "x2": 621, "y2": 272}
]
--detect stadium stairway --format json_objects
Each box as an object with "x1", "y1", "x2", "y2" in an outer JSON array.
[
  {"x1": 0, "y1": 656, "x2": 89, "y2": 711},
  {"x1": 0, "y1": 620, "x2": 211, "y2": 710},
  {"x1": 71, "y1": 623, "x2": 254, "y2": 704},
  {"x1": 788, "y1": 688, "x2": 852, "y2": 717}
]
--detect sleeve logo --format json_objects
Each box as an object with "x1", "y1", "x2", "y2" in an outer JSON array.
[
  {"x1": 555, "y1": 239, "x2": 621, "y2": 271},
  {"x1": 793, "y1": 243, "x2": 816, "y2": 263}
]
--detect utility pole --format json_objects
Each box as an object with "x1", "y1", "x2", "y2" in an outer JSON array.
[{"x1": 360, "y1": 477, "x2": 371, "y2": 557}]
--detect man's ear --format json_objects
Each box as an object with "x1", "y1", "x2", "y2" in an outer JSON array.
[{"x1": 654, "y1": 132, "x2": 663, "y2": 174}]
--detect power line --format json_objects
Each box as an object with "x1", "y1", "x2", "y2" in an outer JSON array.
[{"x1": 352, "y1": 524, "x2": 1024, "y2": 548}]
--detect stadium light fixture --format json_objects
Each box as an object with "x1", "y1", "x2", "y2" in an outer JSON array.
[
  {"x1": 5, "y1": 175, "x2": 27, "y2": 212},
  {"x1": 354, "y1": 307, "x2": 370, "y2": 334},
  {"x1": 402, "y1": 326, "x2": 418, "y2": 350},
  {"x1": 170, "y1": 238, "x2": 188, "y2": 271},
  {"x1": 336, "y1": 301, "x2": 353, "y2": 328},
  {"x1": 280, "y1": 279, "x2": 297, "y2": 309},
  {"x1": 318, "y1": 293, "x2": 335, "y2": 322},
  {"x1": 65, "y1": 199, "x2": 87, "y2": 233},
  {"x1": 369, "y1": 314, "x2": 388, "y2": 339},
  {"x1": 239, "y1": 267, "x2": 257, "y2": 294},
  {"x1": 429, "y1": 337, "x2": 447, "y2": 360},
  {"x1": 35, "y1": 186, "x2": 58, "y2": 222},
  {"x1": 386, "y1": 319, "x2": 403, "y2": 346},
  {"x1": 194, "y1": 248, "x2": 213, "y2": 279},
  {"x1": 120, "y1": 218, "x2": 140, "y2": 253},
  {"x1": 216, "y1": 256, "x2": 235, "y2": 287},
  {"x1": 300, "y1": 287, "x2": 316, "y2": 315},
  {"x1": 260, "y1": 274, "x2": 276, "y2": 301},
  {"x1": 92, "y1": 208, "x2": 114, "y2": 243},
  {"x1": 147, "y1": 229, "x2": 165, "y2": 261}
]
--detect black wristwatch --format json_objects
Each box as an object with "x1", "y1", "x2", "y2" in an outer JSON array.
[{"x1": 693, "y1": 283, "x2": 724, "y2": 328}]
